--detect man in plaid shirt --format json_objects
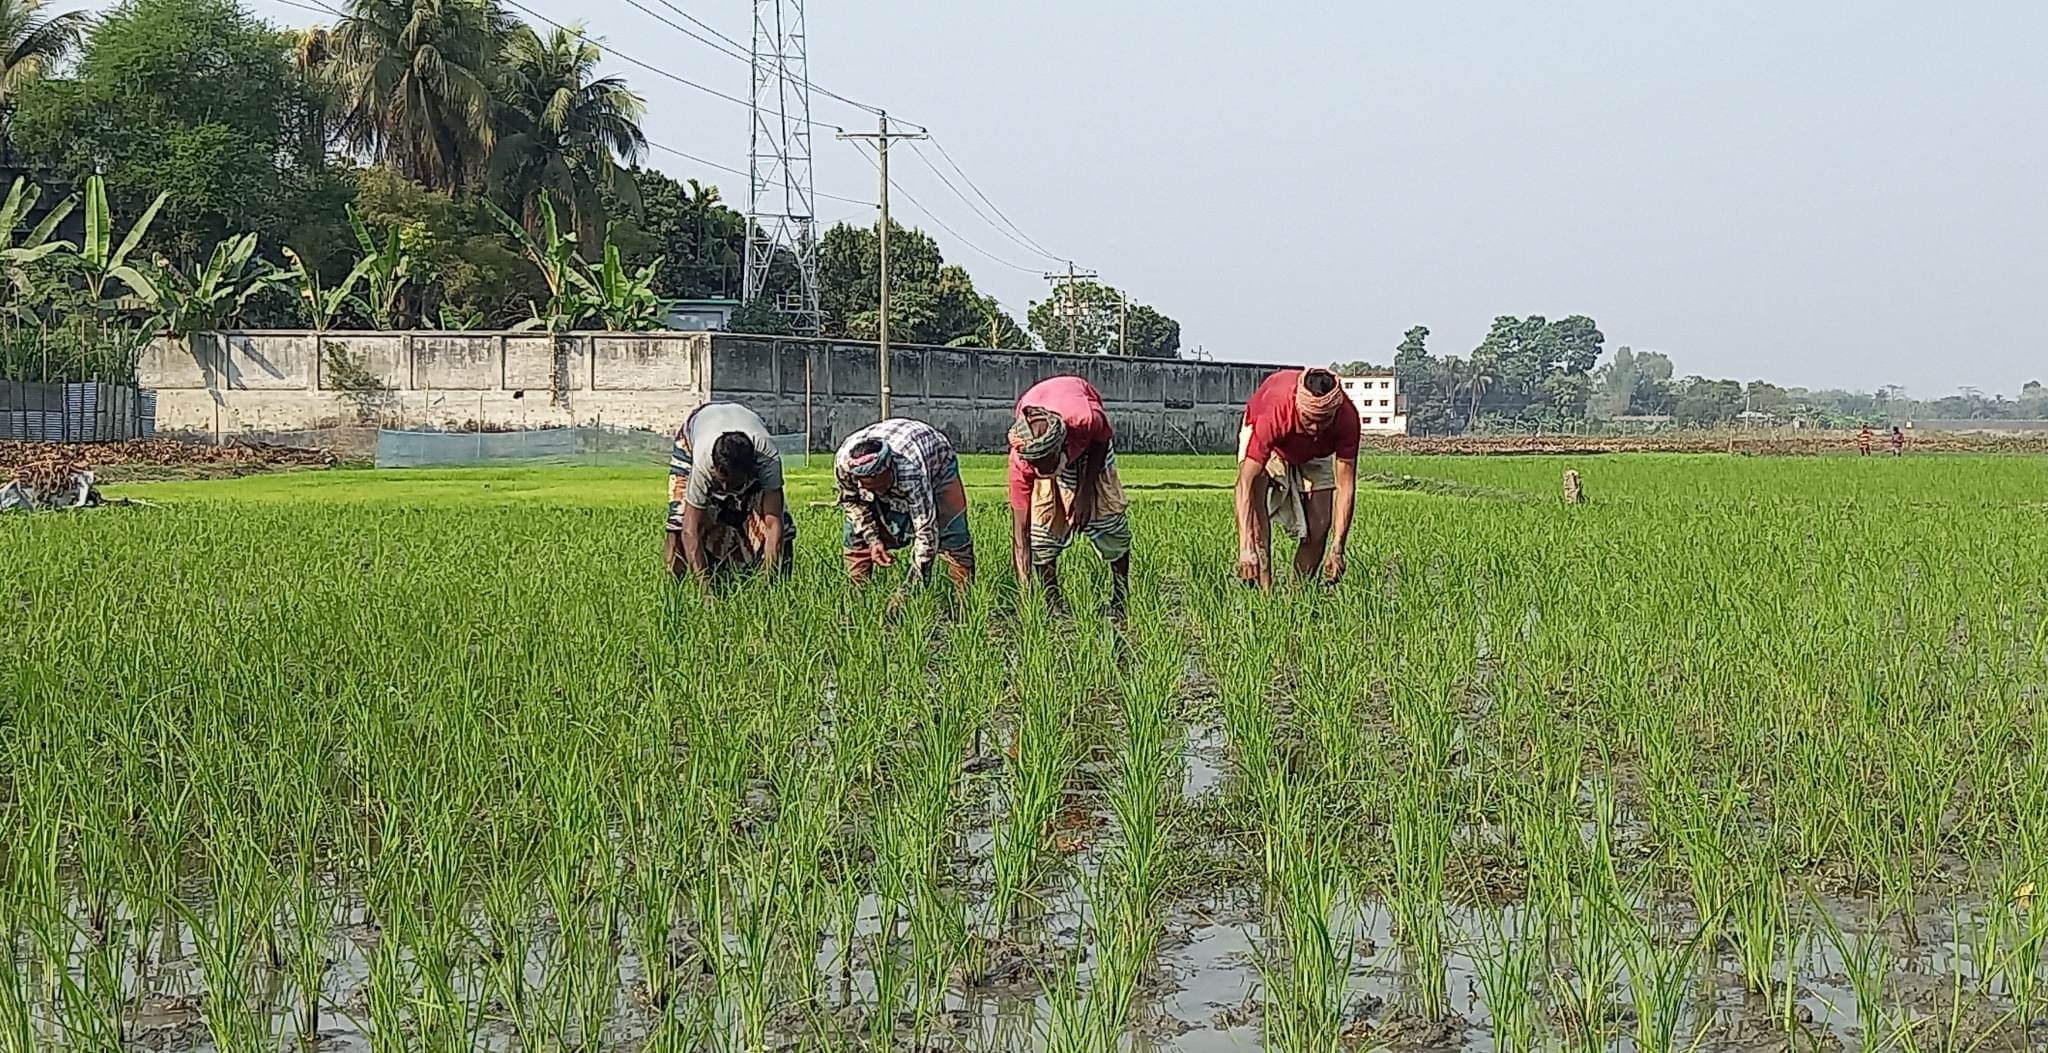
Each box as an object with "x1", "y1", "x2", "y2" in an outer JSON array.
[{"x1": 834, "y1": 418, "x2": 976, "y2": 587}]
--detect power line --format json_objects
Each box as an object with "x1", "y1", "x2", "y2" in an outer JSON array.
[
  {"x1": 501, "y1": 0, "x2": 839, "y2": 127},
  {"x1": 634, "y1": 0, "x2": 907, "y2": 122},
  {"x1": 644, "y1": 141, "x2": 874, "y2": 207},
  {"x1": 271, "y1": 0, "x2": 347, "y2": 18},
  {"x1": 618, "y1": 0, "x2": 752, "y2": 64},
  {"x1": 903, "y1": 140, "x2": 1065, "y2": 266},
  {"x1": 845, "y1": 141, "x2": 1045, "y2": 276},
  {"x1": 926, "y1": 136, "x2": 1067, "y2": 262}
]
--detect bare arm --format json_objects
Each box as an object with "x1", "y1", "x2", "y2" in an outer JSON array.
[
  {"x1": 1234, "y1": 457, "x2": 1272, "y2": 590},
  {"x1": 753, "y1": 489, "x2": 787, "y2": 575},
  {"x1": 1011, "y1": 500, "x2": 1034, "y2": 587},
  {"x1": 1330, "y1": 457, "x2": 1357, "y2": 554},
  {"x1": 679, "y1": 501, "x2": 711, "y2": 584},
  {"x1": 1323, "y1": 457, "x2": 1358, "y2": 584}
]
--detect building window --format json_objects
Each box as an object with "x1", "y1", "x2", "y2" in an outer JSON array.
[
  {"x1": 1380, "y1": 381, "x2": 1390, "y2": 389},
  {"x1": 1379, "y1": 417, "x2": 1390, "y2": 424}
]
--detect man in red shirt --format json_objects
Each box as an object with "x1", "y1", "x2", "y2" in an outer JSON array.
[
  {"x1": 1234, "y1": 367, "x2": 1359, "y2": 590},
  {"x1": 1009, "y1": 375, "x2": 1131, "y2": 612}
]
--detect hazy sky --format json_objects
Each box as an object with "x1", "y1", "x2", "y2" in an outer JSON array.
[{"x1": 238, "y1": 0, "x2": 2045, "y2": 396}]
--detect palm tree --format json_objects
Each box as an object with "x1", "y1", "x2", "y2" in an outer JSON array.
[
  {"x1": 330, "y1": 0, "x2": 506, "y2": 190},
  {"x1": 490, "y1": 22, "x2": 645, "y2": 243},
  {"x1": 0, "y1": 0, "x2": 86, "y2": 107},
  {"x1": 1466, "y1": 365, "x2": 1493, "y2": 431}
]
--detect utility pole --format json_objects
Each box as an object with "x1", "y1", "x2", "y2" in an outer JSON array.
[
  {"x1": 839, "y1": 112, "x2": 925, "y2": 419},
  {"x1": 1043, "y1": 264, "x2": 1099, "y2": 355},
  {"x1": 1119, "y1": 290, "x2": 1129, "y2": 356}
]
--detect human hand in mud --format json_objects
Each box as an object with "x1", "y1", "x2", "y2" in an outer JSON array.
[{"x1": 1321, "y1": 549, "x2": 1345, "y2": 585}]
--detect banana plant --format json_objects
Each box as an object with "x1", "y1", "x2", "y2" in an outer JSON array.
[
  {"x1": 345, "y1": 206, "x2": 412, "y2": 329},
  {"x1": 485, "y1": 192, "x2": 590, "y2": 333},
  {"x1": 0, "y1": 177, "x2": 78, "y2": 297},
  {"x1": 437, "y1": 303, "x2": 483, "y2": 331},
  {"x1": 568, "y1": 233, "x2": 664, "y2": 332},
  {"x1": 282, "y1": 248, "x2": 373, "y2": 331},
  {"x1": 76, "y1": 175, "x2": 165, "y2": 306},
  {"x1": 153, "y1": 233, "x2": 289, "y2": 335}
]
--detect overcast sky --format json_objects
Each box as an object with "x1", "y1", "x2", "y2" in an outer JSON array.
[{"x1": 238, "y1": 0, "x2": 2045, "y2": 397}]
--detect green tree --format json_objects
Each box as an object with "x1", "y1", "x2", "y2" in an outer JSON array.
[
  {"x1": 817, "y1": 219, "x2": 1026, "y2": 348},
  {"x1": 1122, "y1": 303, "x2": 1180, "y2": 358},
  {"x1": 1631, "y1": 351, "x2": 1675, "y2": 414},
  {"x1": 1392, "y1": 325, "x2": 1430, "y2": 386},
  {"x1": 330, "y1": 0, "x2": 506, "y2": 191},
  {"x1": 1592, "y1": 345, "x2": 1639, "y2": 418},
  {"x1": 0, "y1": 0, "x2": 84, "y2": 108},
  {"x1": 1672, "y1": 376, "x2": 1746, "y2": 426},
  {"x1": 1464, "y1": 313, "x2": 1605, "y2": 424},
  {"x1": 12, "y1": 0, "x2": 348, "y2": 266},
  {"x1": 351, "y1": 165, "x2": 536, "y2": 326},
  {"x1": 490, "y1": 22, "x2": 645, "y2": 242},
  {"x1": 602, "y1": 167, "x2": 744, "y2": 299},
  {"x1": 1025, "y1": 278, "x2": 1177, "y2": 356}
]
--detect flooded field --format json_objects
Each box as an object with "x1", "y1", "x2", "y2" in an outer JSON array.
[{"x1": 3, "y1": 454, "x2": 2046, "y2": 1051}]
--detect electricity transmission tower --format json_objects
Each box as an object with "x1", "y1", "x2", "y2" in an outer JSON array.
[{"x1": 745, "y1": 0, "x2": 821, "y2": 334}]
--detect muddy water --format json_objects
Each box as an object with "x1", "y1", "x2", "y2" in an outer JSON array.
[{"x1": 24, "y1": 712, "x2": 2044, "y2": 1053}]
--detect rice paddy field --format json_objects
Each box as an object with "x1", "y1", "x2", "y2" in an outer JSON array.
[{"x1": 4, "y1": 452, "x2": 2047, "y2": 1053}]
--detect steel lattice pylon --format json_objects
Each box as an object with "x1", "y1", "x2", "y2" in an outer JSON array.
[{"x1": 744, "y1": 0, "x2": 821, "y2": 334}]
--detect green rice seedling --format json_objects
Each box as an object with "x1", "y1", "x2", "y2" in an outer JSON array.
[
  {"x1": 1814, "y1": 903, "x2": 1895, "y2": 1049},
  {"x1": 1728, "y1": 848, "x2": 1787, "y2": 995},
  {"x1": 1472, "y1": 905, "x2": 1544, "y2": 1053},
  {"x1": 730, "y1": 848, "x2": 787, "y2": 1053},
  {"x1": 1387, "y1": 771, "x2": 1452, "y2": 1020},
  {"x1": 1260, "y1": 782, "x2": 1351, "y2": 1053},
  {"x1": 1622, "y1": 910, "x2": 1706, "y2": 1053},
  {"x1": 992, "y1": 614, "x2": 1076, "y2": 927},
  {"x1": 1041, "y1": 956, "x2": 1116, "y2": 1053}
]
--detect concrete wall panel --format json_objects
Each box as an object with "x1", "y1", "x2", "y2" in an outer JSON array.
[
  {"x1": 414, "y1": 335, "x2": 496, "y2": 390},
  {"x1": 226, "y1": 333, "x2": 315, "y2": 390},
  {"x1": 501, "y1": 336, "x2": 587, "y2": 391},
  {"x1": 713, "y1": 336, "x2": 777, "y2": 393},
  {"x1": 594, "y1": 334, "x2": 701, "y2": 390},
  {"x1": 926, "y1": 349, "x2": 977, "y2": 401},
  {"x1": 828, "y1": 344, "x2": 878, "y2": 397},
  {"x1": 140, "y1": 338, "x2": 213, "y2": 390}
]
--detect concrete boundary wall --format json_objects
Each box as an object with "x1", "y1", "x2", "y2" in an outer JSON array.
[
  {"x1": 706, "y1": 334, "x2": 1272, "y2": 453},
  {"x1": 140, "y1": 331, "x2": 713, "y2": 437},
  {"x1": 139, "y1": 330, "x2": 1279, "y2": 452}
]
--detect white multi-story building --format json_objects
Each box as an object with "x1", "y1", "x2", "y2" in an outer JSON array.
[{"x1": 1341, "y1": 373, "x2": 1407, "y2": 434}]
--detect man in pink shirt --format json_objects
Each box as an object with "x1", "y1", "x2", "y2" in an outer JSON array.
[
  {"x1": 1008, "y1": 374, "x2": 1131, "y2": 612},
  {"x1": 1234, "y1": 367, "x2": 1359, "y2": 590}
]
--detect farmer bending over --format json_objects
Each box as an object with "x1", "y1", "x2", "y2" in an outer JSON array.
[
  {"x1": 836, "y1": 418, "x2": 975, "y2": 588},
  {"x1": 1233, "y1": 367, "x2": 1359, "y2": 590},
  {"x1": 665, "y1": 401, "x2": 794, "y2": 583},
  {"x1": 1008, "y1": 375, "x2": 1131, "y2": 612}
]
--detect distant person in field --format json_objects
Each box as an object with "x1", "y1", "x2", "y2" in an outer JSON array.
[
  {"x1": 835, "y1": 418, "x2": 975, "y2": 588},
  {"x1": 1008, "y1": 375, "x2": 1131, "y2": 612},
  {"x1": 1233, "y1": 367, "x2": 1359, "y2": 590},
  {"x1": 665, "y1": 402, "x2": 794, "y2": 583},
  {"x1": 1859, "y1": 425, "x2": 1874, "y2": 455},
  {"x1": 1891, "y1": 426, "x2": 1905, "y2": 456}
]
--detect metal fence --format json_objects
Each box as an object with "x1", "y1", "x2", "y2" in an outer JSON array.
[{"x1": 0, "y1": 382, "x2": 156, "y2": 442}]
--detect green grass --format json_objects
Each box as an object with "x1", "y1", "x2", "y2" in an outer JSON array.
[{"x1": 7, "y1": 452, "x2": 2048, "y2": 1052}]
